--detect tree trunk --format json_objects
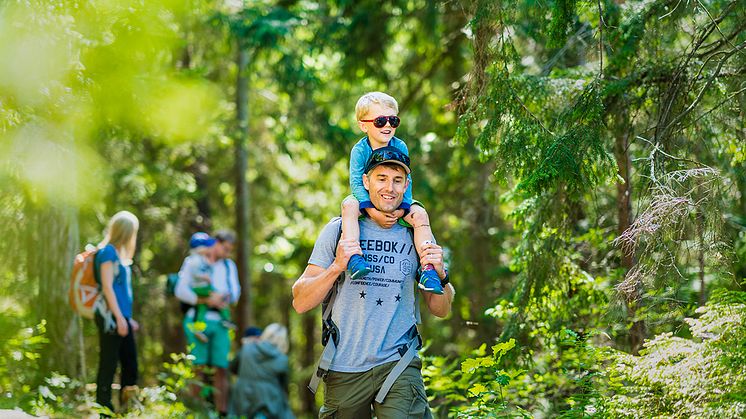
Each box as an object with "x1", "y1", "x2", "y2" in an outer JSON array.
[
  {"x1": 613, "y1": 111, "x2": 646, "y2": 354},
  {"x1": 27, "y1": 201, "x2": 79, "y2": 376},
  {"x1": 697, "y1": 208, "x2": 706, "y2": 306},
  {"x1": 235, "y1": 46, "x2": 253, "y2": 331},
  {"x1": 300, "y1": 314, "x2": 317, "y2": 416},
  {"x1": 191, "y1": 155, "x2": 212, "y2": 232}
]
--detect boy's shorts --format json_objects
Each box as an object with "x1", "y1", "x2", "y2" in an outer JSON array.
[
  {"x1": 183, "y1": 317, "x2": 231, "y2": 369},
  {"x1": 191, "y1": 284, "x2": 212, "y2": 297}
]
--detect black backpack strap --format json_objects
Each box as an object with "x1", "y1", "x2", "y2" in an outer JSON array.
[{"x1": 309, "y1": 218, "x2": 344, "y2": 394}]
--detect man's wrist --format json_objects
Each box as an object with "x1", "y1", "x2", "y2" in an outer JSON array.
[
  {"x1": 329, "y1": 262, "x2": 345, "y2": 276},
  {"x1": 440, "y1": 270, "x2": 450, "y2": 287}
]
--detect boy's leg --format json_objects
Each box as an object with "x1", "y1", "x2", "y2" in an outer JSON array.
[
  {"x1": 190, "y1": 285, "x2": 212, "y2": 341},
  {"x1": 191, "y1": 285, "x2": 212, "y2": 323},
  {"x1": 403, "y1": 205, "x2": 443, "y2": 294},
  {"x1": 219, "y1": 308, "x2": 237, "y2": 329},
  {"x1": 195, "y1": 304, "x2": 208, "y2": 324},
  {"x1": 219, "y1": 308, "x2": 230, "y2": 322},
  {"x1": 342, "y1": 195, "x2": 371, "y2": 279}
]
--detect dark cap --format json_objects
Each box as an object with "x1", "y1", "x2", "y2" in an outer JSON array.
[
  {"x1": 243, "y1": 326, "x2": 263, "y2": 338},
  {"x1": 363, "y1": 146, "x2": 411, "y2": 175}
]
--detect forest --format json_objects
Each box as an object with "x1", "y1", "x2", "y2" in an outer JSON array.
[{"x1": 1, "y1": 0, "x2": 745, "y2": 417}]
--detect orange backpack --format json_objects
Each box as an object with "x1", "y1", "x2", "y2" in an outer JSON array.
[{"x1": 69, "y1": 246, "x2": 100, "y2": 319}]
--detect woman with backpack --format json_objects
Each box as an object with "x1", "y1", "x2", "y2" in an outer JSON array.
[
  {"x1": 93, "y1": 210, "x2": 140, "y2": 415},
  {"x1": 229, "y1": 323, "x2": 295, "y2": 419}
]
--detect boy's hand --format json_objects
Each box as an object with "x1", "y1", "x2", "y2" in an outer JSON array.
[
  {"x1": 332, "y1": 238, "x2": 362, "y2": 272},
  {"x1": 367, "y1": 207, "x2": 398, "y2": 228},
  {"x1": 391, "y1": 209, "x2": 405, "y2": 219}
]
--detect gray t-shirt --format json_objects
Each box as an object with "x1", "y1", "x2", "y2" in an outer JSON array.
[{"x1": 308, "y1": 217, "x2": 420, "y2": 373}]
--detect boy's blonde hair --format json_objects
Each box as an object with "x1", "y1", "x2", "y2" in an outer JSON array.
[
  {"x1": 355, "y1": 92, "x2": 399, "y2": 121},
  {"x1": 99, "y1": 210, "x2": 139, "y2": 265},
  {"x1": 260, "y1": 323, "x2": 289, "y2": 354}
]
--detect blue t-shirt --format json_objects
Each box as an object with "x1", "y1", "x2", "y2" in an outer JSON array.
[
  {"x1": 95, "y1": 244, "x2": 133, "y2": 319},
  {"x1": 350, "y1": 137, "x2": 414, "y2": 210}
]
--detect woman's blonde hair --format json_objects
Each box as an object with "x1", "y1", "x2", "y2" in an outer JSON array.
[
  {"x1": 260, "y1": 323, "x2": 289, "y2": 354},
  {"x1": 99, "y1": 211, "x2": 139, "y2": 265},
  {"x1": 355, "y1": 92, "x2": 399, "y2": 121}
]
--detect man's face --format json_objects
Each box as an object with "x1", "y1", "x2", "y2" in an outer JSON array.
[
  {"x1": 358, "y1": 103, "x2": 398, "y2": 147},
  {"x1": 363, "y1": 164, "x2": 409, "y2": 213},
  {"x1": 214, "y1": 240, "x2": 234, "y2": 259}
]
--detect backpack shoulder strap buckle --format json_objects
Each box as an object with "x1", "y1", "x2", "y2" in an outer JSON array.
[{"x1": 321, "y1": 318, "x2": 340, "y2": 347}]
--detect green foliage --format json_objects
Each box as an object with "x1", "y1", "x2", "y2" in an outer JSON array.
[
  {"x1": 547, "y1": 0, "x2": 579, "y2": 49},
  {"x1": 606, "y1": 291, "x2": 746, "y2": 418},
  {"x1": 0, "y1": 321, "x2": 49, "y2": 411},
  {"x1": 0, "y1": 321, "x2": 199, "y2": 417},
  {"x1": 424, "y1": 339, "x2": 529, "y2": 417}
]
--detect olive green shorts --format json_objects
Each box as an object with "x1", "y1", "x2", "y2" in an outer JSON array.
[{"x1": 319, "y1": 358, "x2": 432, "y2": 419}]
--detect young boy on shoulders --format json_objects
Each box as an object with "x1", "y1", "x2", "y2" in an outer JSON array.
[{"x1": 342, "y1": 91, "x2": 443, "y2": 294}]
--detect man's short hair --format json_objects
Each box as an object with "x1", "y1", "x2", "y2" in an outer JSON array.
[
  {"x1": 214, "y1": 230, "x2": 236, "y2": 243},
  {"x1": 355, "y1": 92, "x2": 399, "y2": 121}
]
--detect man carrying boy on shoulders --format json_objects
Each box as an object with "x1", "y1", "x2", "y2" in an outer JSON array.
[{"x1": 293, "y1": 147, "x2": 454, "y2": 418}]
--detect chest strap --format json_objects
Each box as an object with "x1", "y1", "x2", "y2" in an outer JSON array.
[{"x1": 375, "y1": 325, "x2": 422, "y2": 404}]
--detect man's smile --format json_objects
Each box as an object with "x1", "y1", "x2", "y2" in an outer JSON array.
[{"x1": 380, "y1": 192, "x2": 397, "y2": 202}]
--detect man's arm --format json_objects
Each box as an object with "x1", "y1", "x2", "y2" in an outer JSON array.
[
  {"x1": 422, "y1": 283, "x2": 455, "y2": 318},
  {"x1": 228, "y1": 259, "x2": 241, "y2": 303},
  {"x1": 174, "y1": 257, "x2": 199, "y2": 305},
  {"x1": 418, "y1": 241, "x2": 454, "y2": 318},
  {"x1": 292, "y1": 238, "x2": 361, "y2": 313}
]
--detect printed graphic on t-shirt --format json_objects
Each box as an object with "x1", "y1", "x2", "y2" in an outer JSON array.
[{"x1": 349, "y1": 237, "x2": 416, "y2": 310}]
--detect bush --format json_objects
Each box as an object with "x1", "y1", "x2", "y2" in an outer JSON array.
[{"x1": 605, "y1": 290, "x2": 746, "y2": 418}]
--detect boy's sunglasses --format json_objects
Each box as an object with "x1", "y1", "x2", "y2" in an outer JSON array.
[{"x1": 359, "y1": 115, "x2": 401, "y2": 128}]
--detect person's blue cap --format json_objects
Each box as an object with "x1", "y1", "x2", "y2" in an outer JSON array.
[
  {"x1": 243, "y1": 326, "x2": 263, "y2": 337},
  {"x1": 189, "y1": 232, "x2": 216, "y2": 249}
]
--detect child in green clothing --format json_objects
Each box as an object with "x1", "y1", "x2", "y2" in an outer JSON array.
[{"x1": 188, "y1": 232, "x2": 235, "y2": 342}]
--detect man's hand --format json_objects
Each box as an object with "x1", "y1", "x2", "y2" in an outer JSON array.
[
  {"x1": 367, "y1": 207, "x2": 398, "y2": 228},
  {"x1": 207, "y1": 292, "x2": 228, "y2": 309},
  {"x1": 332, "y1": 238, "x2": 363, "y2": 271},
  {"x1": 419, "y1": 242, "x2": 446, "y2": 279}
]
